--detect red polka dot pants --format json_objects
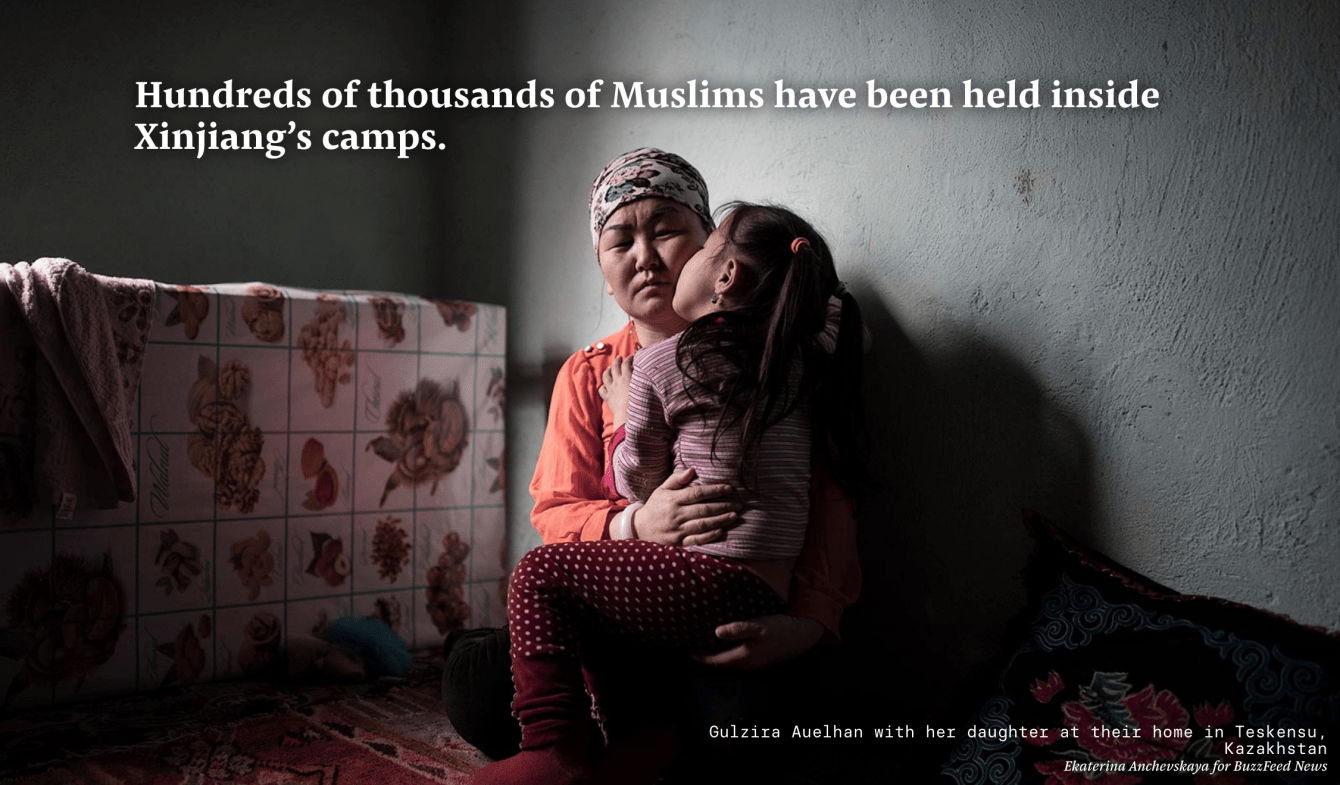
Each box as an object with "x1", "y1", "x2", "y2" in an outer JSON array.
[{"x1": 507, "y1": 539, "x2": 785, "y2": 750}]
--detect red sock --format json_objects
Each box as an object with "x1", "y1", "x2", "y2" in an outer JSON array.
[
  {"x1": 591, "y1": 725, "x2": 681, "y2": 785},
  {"x1": 470, "y1": 744, "x2": 593, "y2": 785}
]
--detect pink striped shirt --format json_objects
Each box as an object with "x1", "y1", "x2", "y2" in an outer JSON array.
[{"x1": 611, "y1": 332, "x2": 812, "y2": 561}]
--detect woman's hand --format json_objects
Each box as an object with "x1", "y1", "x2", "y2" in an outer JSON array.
[
  {"x1": 691, "y1": 614, "x2": 824, "y2": 670},
  {"x1": 597, "y1": 355, "x2": 634, "y2": 428},
  {"x1": 632, "y1": 467, "x2": 738, "y2": 547}
]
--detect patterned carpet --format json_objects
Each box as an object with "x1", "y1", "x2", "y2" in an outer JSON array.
[
  {"x1": 0, "y1": 649, "x2": 899, "y2": 784},
  {"x1": 0, "y1": 651, "x2": 488, "y2": 784}
]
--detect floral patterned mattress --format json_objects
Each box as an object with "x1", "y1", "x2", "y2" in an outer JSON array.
[{"x1": 0, "y1": 283, "x2": 506, "y2": 712}]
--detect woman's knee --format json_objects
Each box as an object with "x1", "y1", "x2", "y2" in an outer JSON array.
[
  {"x1": 441, "y1": 626, "x2": 521, "y2": 759},
  {"x1": 509, "y1": 542, "x2": 575, "y2": 596}
]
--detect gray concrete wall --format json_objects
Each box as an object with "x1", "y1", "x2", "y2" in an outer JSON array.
[{"x1": 494, "y1": 0, "x2": 1340, "y2": 700}]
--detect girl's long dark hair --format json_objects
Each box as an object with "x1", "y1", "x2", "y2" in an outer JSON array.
[{"x1": 675, "y1": 202, "x2": 869, "y2": 503}]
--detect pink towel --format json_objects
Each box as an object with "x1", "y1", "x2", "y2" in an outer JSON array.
[{"x1": 0, "y1": 259, "x2": 154, "y2": 517}]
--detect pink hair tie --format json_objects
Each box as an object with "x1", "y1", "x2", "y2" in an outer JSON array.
[{"x1": 790, "y1": 237, "x2": 810, "y2": 254}]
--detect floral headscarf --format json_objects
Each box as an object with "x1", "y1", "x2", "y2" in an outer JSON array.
[{"x1": 588, "y1": 147, "x2": 714, "y2": 251}]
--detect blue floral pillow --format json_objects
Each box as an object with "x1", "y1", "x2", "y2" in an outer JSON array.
[{"x1": 940, "y1": 510, "x2": 1339, "y2": 785}]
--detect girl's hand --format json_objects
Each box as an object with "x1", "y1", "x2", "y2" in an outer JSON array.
[
  {"x1": 633, "y1": 467, "x2": 739, "y2": 547},
  {"x1": 597, "y1": 355, "x2": 634, "y2": 428},
  {"x1": 691, "y1": 614, "x2": 824, "y2": 669}
]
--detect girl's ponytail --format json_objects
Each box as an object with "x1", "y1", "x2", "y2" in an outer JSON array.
[
  {"x1": 751, "y1": 234, "x2": 830, "y2": 452},
  {"x1": 814, "y1": 285, "x2": 871, "y2": 504}
]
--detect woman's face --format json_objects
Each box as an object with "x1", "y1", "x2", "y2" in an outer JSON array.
[
  {"x1": 672, "y1": 215, "x2": 732, "y2": 322},
  {"x1": 597, "y1": 198, "x2": 709, "y2": 327}
]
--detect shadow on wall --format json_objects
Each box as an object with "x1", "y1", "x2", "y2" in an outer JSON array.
[
  {"x1": 436, "y1": 0, "x2": 525, "y2": 305},
  {"x1": 831, "y1": 285, "x2": 1096, "y2": 721},
  {"x1": 509, "y1": 343, "x2": 581, "y2": 419},
  {"x1": 3, "y1": 0, "x2": 468, "y2": 294}
]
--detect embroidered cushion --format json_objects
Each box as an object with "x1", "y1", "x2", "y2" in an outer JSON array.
[{"x1": 939, "y1": 510, "x2": 1340, "y2": 784}]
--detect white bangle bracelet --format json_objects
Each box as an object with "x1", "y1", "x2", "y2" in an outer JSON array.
[{"x1": 616, "y1": 502, "x2": 644, "y2": 540}]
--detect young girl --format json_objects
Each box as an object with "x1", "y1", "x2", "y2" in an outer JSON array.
[{"x1": 472, "y1": 203, "x2": 867, "y2": 785}]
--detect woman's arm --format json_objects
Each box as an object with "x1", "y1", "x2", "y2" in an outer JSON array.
[
  {"x1": 529, "y1": 352, "x2": 621, "y2": 543},
  {"x1": 599, "y1": 345, "x2": 740, "y2": 545},
  {"x1": 531, "y1": 346, "x2": 740, "y2": 546},
  {"x1": 786, "y1": 459, "x2": 861, "y2": 641},
  {"x1": 694, "y1": 459, "x2": 861, "y2": 668}
]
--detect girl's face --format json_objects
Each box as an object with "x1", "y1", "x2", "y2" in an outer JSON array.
[
  {"x1": 597, "y1": 198, "x2": 708, "y2": 329},
  {"x1": 673, "y1": 214, "x2": 733, "y2": 322}
]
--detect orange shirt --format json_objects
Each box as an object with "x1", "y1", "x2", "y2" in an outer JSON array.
[{"x1": 528, "y1": 321, "x2": 860, "y2": 640}]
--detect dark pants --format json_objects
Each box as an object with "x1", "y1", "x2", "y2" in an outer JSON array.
[
  {"x1": 441, "y1": 626, "x2": 522, "y2": 761},
  {"x1": 441, "y1": 624, "x2": 824, "y2": 772}
]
